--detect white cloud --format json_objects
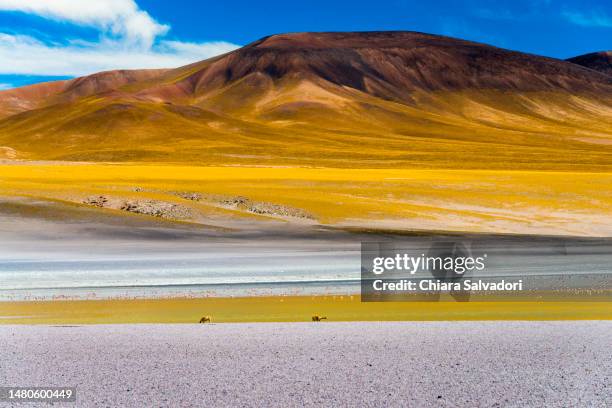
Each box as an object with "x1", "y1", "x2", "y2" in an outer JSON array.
[
  {"x1": 0, "y1": 0, "x2": 168, "y2": 48},
  {"x1": 0, "y1": 34, "x2": 238, "y2": 76},
  {"x1": 562, "y1": 10, "x2": 612, "y2": 28},
  {"x1": 0, "y1": 1, "x2": 240, "y2": 79}
]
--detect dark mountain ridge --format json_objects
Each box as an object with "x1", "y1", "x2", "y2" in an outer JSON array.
[
  {"x1": 140, "y1": 31, "x2": 612, "y2": 106},
  {"x1": 567, "y1": 51, "x2": 612, "y2": 76}
]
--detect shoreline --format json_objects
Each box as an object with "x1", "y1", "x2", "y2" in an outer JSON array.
[{"x1": 1, "y1": 295, "x2": 610, "y2": 324}]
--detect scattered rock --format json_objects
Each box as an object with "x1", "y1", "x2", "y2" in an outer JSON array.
[
  {"x1": 82, "y1": 195, "x2": 192, "y2": 219},
  {"x1": 120, "y1": 200, "x2": 192, "y2": 219},
  {"x1": 175, "y1": 192, "x2": 202, "y2": 201},
  {"x1": 173, "y1": 191, "x2": 314, "y2": 220},
  {"x1": 219, "y1": 196, "x2": 250, "y2": 209},
  {"x1": 247, "y1": 201, "x2": 313, "y2": 219},
  {"x1": 217, "y1": 195, "x2": 313, "y2": 219},
  {"x1": 83, "y1": 195, "x2": 108, "y2": 207}
]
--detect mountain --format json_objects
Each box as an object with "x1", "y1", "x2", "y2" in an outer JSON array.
[
  {"x1": 0, "y1": 69, "x2": 167, "y2": 118},
  {"x1": 567, "y1": 51, "x2": 612, "y2": 76},
  {"x1": 0, "y1": 31, "x2": 611, "y2": 170},
  {"x1": 154, "y1": 32, "x2": 612, "y2": 96}
]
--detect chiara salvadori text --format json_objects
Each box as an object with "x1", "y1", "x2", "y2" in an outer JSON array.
[{"x1": 372, "y1": 279, "x2": 523, "y2": 292}]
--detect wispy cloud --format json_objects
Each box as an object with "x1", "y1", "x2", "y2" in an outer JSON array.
[
  {"x1": 0, "y1": 0, "x2": 240, "y2": 80},
  {"x1": 562, "y1": 10, "x2": 612, "y2": 28},
  {"x1": 0, "y1": 34, "x2": 238, "y2": 77},
  {"x1": 0, "y1": 0, "x2": 168, "y2": 48}
]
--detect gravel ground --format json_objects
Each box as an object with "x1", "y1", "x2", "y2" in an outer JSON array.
[{"x1": 0, "y1": 322, "x2": 610, "y2": 407}]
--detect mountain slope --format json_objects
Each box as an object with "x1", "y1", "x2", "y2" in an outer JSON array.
[
  {"x1": 0, "y1": 69, "x2": 167, "y2": 119},
  {"x1": 567, "y1": 51, "x2": 612, "y2": 76},
  {"x1": 0, "y1": 32, "x2": 611, "y2": 169}
]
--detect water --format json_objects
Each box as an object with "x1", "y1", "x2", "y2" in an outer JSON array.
[
  {"x1": 0, "y1": 248, "x2": 361, "y2": 300},
  {"x1": 1, "y1": 235, "x2": 611, "y2": 301}
]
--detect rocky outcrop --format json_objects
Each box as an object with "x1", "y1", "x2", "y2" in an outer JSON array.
[
  {"x1": 83, "y1": 195, "x2": 108, "y2": 208},
  {"x1": 173, "y1": 191, "x2": 314, "y2": 220},
  {"x1": 119, "y1": 200, "x2": 192, "y2": 219},
  {"x1": 82, "y1": 195, "x2": 192, "y2": 219}
]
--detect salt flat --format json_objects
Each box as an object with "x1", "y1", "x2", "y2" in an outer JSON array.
[{"x1": 0, "y1": 322, "x2": 610, "y2": 407}]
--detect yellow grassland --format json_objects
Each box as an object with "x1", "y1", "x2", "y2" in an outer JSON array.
[{"x1": 1, "y1": 164, "x2": 612, "y2": 236}]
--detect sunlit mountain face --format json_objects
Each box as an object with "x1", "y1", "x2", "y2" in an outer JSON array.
[{"x1": 0, "y1": 31, "x2": 611, "y2": 170}]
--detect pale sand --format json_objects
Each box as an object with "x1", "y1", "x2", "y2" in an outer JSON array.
[{"x1": 0, "y1": 322, "x2": 610, "y2": 407}]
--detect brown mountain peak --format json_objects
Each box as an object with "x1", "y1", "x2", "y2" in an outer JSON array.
[
  {"x1": 173, "y1": 30, "x2": 612, "y2": 105},
  {"x1": 567, "y1": 51, "x2": 612, "y2": 76},
  {"x1": 247, "y1": 31, "x2": 466, "y2": 49}
]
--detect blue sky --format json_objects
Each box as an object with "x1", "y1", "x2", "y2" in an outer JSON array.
[{"x1": 0, "y1": 0, "x2": 610, "y2": 89}]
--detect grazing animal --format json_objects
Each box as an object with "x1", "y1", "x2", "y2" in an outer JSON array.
[
  {"x1": 312, "y1": 315, "x2": 327, "y2": 322},
  {"x1": 199, "y1": 316, "x2": 211, "y2": 323}
]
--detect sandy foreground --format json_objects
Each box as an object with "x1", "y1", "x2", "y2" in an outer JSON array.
[{"x1": 1, "y1": 322, "x2": 610, "y2": 407}]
